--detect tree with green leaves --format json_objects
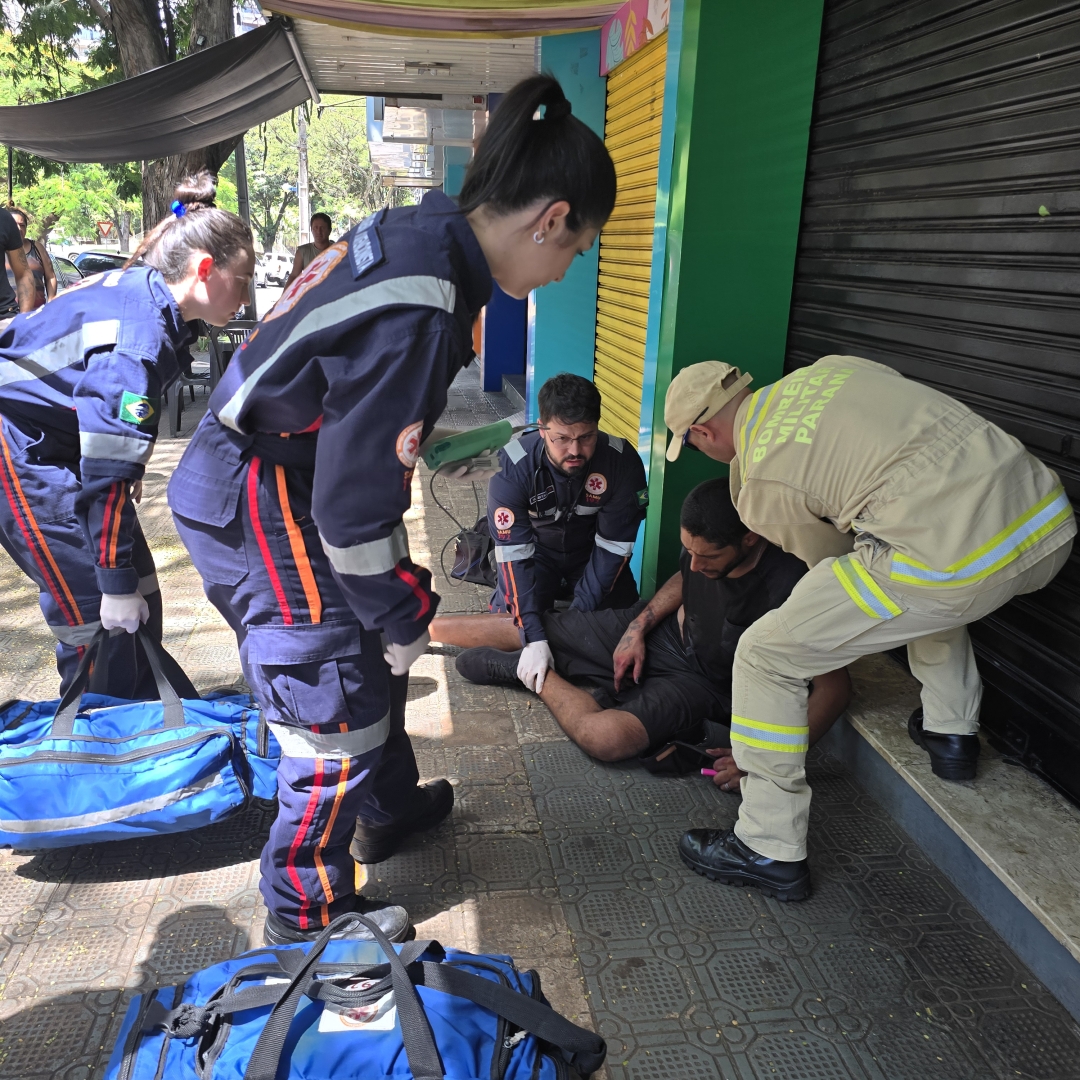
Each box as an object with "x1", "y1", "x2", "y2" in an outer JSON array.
[{"x1": 2, "y1": 0, "x2": 238, "y2": 229}]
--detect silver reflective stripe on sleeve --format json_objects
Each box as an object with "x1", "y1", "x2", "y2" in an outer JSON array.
[
  {"x1": 138, "y1": 572, "x2": 160, "y2": 596},
  {"x1": 0, "y1": 318, "x2": 119, "y2": 388},
  {"x1": 574, "y1": 504, "x2": 600, "y2": 516},
  {"x1": 595, "y1": 535, "x2": 636, "y2": 556},
  {"x1": 218, "y1": 276, "x2": 458, "y2": 431},
  {"x1": 49, "y1": 621, "x2": 103, "y2": 646},
  {"x1": 269, "y1": 713, "x2": 390, "y2": 759},
  {"x1": 607, "y1": 435, "x2": 625, "y2": 453},
  {"x1": 80, "y1": 431, "x2": 154, "y2": 465},
  {"x1": 504, "y1": 438, "x2": 527, "y2": 464},
  {"x1": 495, "y1": 543, "x2": 535, "y2": 562},
  {"x1": 321, "y1": 521, "x2": 409, "y2": 577},
  {"x1": 0, "y1": 771, "x2": 223, "y2": 834}
]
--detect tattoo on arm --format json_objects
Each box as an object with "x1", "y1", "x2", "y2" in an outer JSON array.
[{"x1": 8, "y1": 247, "x2": 34, "y2": 312}]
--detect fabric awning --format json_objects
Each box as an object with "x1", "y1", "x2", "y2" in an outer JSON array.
[
  {"x1": 0, "y1": 20, "x2": 311, "y2": 164},
  {"x1": 263, "y1": 1, "x2": 622, "y2": 36}
]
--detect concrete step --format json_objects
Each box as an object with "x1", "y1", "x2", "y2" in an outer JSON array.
[{"x1": 826, "y1": 652, "x2": 1080, "y2": 1021}]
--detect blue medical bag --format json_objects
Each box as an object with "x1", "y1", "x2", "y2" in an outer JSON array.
[
  {"x1": 105, "y1": 913, "x2": 607, "y2": 1080},
  {"x1": 0, "y1": 629, "x2": 278, "y2": 849}
]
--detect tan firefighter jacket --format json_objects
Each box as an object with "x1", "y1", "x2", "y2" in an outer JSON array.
[{"x1": 729, "y1": 355, "x2": 1075, "y2": 595}]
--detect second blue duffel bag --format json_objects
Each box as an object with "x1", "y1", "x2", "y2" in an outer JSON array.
[{"x1": 0, "y1": 628, "x2": 260, "y2": 849}]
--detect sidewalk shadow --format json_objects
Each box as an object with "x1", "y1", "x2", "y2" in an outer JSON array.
[{"x1": 0, "y1": 905, "x2": 249, "y2": 1080}]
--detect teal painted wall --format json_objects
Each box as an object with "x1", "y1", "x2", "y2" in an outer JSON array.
[
  {"x1": 526, "y1": 29, "x2": 607, "y2": 421},
  {"x1": 444, "y1": 145, "x2": 471, "y2": 197},
  {"x1": 640, "y1": 0, "x2": 825, "y2": 592}
]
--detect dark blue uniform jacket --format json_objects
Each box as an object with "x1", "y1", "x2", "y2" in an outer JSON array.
[
  {"x1": 488, "y1": 430, "x2": 648, "y2": 643},
  {"x1": 0, "y1": 267, "x2": 191, "y2": 594},
  {"x1": 169, "y1": 190, "x2": 492, "y2": 645}
]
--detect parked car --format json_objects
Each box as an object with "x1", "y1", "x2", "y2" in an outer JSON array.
[
  {"x1": 254, "y1": 256, "x2": 267, "y2": 288},
  {"x1": 262, "y1": 252, "x2": 292, "y2": 286},
  {"x1": 71, "y1": 251, "x2": 128, "y2": 275},
  {"x1": 52, "y1": 256, "x2": 84, "y2": 292},
  {"x1": 6, "y1": 254, "x2": 84, "y2": 301}
]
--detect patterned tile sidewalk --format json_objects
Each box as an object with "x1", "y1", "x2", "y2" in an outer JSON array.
[{"x1": 0, "y1": 364, "x2": 1077, "y2": 1079}]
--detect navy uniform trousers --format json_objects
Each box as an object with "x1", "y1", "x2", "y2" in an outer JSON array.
[
  {"x1": 0, "y1": 418, "x2": 163, "y2": 697},
  {"x1": 173, "y1": 453, "x2": 420, "y2": 931}
]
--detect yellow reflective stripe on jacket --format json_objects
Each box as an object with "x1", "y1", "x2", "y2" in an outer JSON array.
[
  {"x1": 833, "y1": 554, "x2": 903, "y2": 620},
  {"x1": 738, "y1": 382, "x2": 780, "y2": 463},
  {"x1": 730, "y1": 715, "x2": 809, "y2": 754},
  {"x1": 890, "y1": 487, "x2": 1073, "y2": 588}
]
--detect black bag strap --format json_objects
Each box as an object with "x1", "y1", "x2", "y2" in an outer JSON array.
[
  {"x1": 416, "y1": 962, "x2": 607, "y2": 1076},
  {"x1": 243, "y1": 914, "x2": 444, "y2": 1080},
  {"x1": 52, "y1": 628, "x2": 199, "y2": 737}
]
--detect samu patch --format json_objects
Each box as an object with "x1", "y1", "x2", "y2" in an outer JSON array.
[{"x1": 119, "y1": 391, "x2": 157, "y2": 425}]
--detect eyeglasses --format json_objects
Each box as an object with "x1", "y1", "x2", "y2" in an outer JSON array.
[
  {"x1": 681, "y1": 406, "x2": 710, "y2": 453},
  {"x1": 541, "y1": 428, "x2": 598, "y2": 450}
]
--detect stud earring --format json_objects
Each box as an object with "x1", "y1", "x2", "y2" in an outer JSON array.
[{"x1": 533, "y1": 231, "x2": 545, "y2": 244}]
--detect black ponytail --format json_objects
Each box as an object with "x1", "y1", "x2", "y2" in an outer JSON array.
[{"x1": 458, "y1": 74, "x2": 616, "y2": 233}]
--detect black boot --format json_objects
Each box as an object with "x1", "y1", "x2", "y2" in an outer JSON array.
[
  {"x1": 908, "y1": 708, "x2": 979, "y2": 781},
  {"x1": 263, "y1": 895, "x2": 411, "y2": 946},
  {"x1": 679, "y1": 828, "x2": 811, "y2": 901},
  {"x1": 350, "y1": 778, "x2": 455, "y2": 864},
  {"x1": 455, "y1": 647, "x2": 522, "y2": 688}
]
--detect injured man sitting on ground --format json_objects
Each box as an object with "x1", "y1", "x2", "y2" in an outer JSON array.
[{"x1": 430, "y1": 479, "x2": 850, "y2": 786}]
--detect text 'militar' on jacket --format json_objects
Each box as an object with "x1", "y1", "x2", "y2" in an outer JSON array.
[{"x1": 731, "y1": 354, "x2": 1075, "y2": 590}]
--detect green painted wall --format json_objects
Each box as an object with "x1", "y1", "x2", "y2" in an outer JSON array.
[{"x1": 640, "y1": 0, "x2": 825, "y2": 592}]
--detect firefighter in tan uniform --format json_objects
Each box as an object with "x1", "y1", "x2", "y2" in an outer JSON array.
[{"x1": 664, "y1": 357, "x2": 1075, "y2": 901}]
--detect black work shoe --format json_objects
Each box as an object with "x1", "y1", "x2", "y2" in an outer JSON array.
[
  {"x1": 263, "y1": 896, "x2": 411, "y2": 946},
  {"x1": 679, "y1": 828, "x2": 811, "y2": 901},
  {"x1": 455, "y1": 646, "x2": 522, "y2": 687},
  {"x1": 908, "y1": 708, "x2": 979, "y2": 781},
  {"x1": 350, "y1": 778, "x2": 455, "y2": 864}
]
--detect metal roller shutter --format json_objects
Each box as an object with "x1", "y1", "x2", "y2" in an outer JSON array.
[
  {"x1": 594, "y1": 32, "x2": 667, "y2": 443},
  {"x1": 787, "y1": 0, "x2": 1080, "y2": 800}
]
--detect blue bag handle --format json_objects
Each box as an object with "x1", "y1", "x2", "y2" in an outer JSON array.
[{"x1": 51, "y1": 628, "x2": 199, "y2": 737}]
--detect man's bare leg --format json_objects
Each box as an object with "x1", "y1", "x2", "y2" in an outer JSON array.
[
  {"x1": 708, "y1": 667, "x2": 852, "y2": 791},
  {"x1": 538, "y1": 671, "x2": 649, "y2": 762},
  {"x1": 430, "y1": 613, "x2": 520, "y2": 650}
]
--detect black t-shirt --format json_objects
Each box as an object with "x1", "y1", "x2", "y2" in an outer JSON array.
[
  {"x1": 0, "y1": 207, "x2": 23, "y2": 312},
  {"x1": 679, "y1": 543, "x2": 807, "y2": 687}
]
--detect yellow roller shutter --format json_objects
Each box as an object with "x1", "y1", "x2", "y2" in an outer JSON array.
[{"x1": 594, "y1": 31, "x2": 667, "y2": 444}]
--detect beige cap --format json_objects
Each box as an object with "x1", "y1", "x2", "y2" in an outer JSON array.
[{"x1": 664, "y1": 361, "x2": 753, "y2": 461}]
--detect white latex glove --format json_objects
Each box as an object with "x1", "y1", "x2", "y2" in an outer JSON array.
[
  {"x1": 99, "y1": 592, "x2": 150, "y2": 634},
  {"x1": 443, "y1": 452, "x2": 501, "y2": 482},
  {"x1": 517, "y1": 640, "x2": 554, "y2": 694},
  {"x1": 383, "y1": 628, "x2": 431, "y2": 676}
]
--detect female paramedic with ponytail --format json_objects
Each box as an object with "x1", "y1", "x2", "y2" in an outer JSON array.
[
  {"x1": 168, "y1": 75, "x2": 617, "y2": 945},
  {"x1": 0, "y1": 173, "x2": 253, "y2": 697}
]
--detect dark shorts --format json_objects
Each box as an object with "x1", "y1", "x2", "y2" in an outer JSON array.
[{"x1": 541, "y1": 603, "x2": 732, "y2": 751}]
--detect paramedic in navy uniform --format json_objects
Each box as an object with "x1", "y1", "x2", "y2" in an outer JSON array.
[
  {"x1": 435, "y1": 373, "x2": 648, "y2": 694},
  {"x1": 0, "y1": 174, "x2": 253, "y2": 697},
  {"x1": 168, "y1": 74, "x2": 618, "y2": 946}
]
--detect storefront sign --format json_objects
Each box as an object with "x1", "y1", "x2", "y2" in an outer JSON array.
[{"x1": 600, "y1": 0, "x2": 670, "y2": 75}]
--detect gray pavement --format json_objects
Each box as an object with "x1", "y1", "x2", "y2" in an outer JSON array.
[{"x1": 0, "y1": 364, "x2": 1078, "y2": 1079}]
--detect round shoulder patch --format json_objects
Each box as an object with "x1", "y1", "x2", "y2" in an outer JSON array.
[
  {"x1": 585, "y1": 473, "x2": 607, "y2": 496},
  {"x1": 493, "y1": 507, "x2": 515, "y2": 531},
  {"x1": 397, "y1": 421, "x2": 424, "y2": 467},
  {"x1": 265, "y1": 241, "x2": 348, "y2": 322}
]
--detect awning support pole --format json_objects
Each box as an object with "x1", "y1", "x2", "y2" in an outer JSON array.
[
  {"x1": 6, "y1": 146, "x2": 12, "y2": 206},
  {"x1": 233, "y1": 135, "x2": 258, "y2": 321},
  {"x1": 281, "y1": 19, "x2": 321, "y2": 107}
]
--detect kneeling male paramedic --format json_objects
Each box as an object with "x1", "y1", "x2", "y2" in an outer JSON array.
[
  {"x1": 665, "y1": 358, "x2": 1075, "y2": 902},
  {"x1": 486, "y1": 373, "x2": 648, "y2": 693}
]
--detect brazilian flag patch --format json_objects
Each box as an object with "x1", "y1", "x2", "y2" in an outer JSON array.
[
  {"x1": 119, "y1": 391, "x2": 157, "y2": 425},
  {"x1": 636, "y1": 487, "x2": 650, "y2": 508}
]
